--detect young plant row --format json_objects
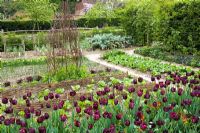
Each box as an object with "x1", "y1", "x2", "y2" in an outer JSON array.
[
  {"x1": 103, "y1": 51, "x2": 195, "y2": 76},
  {"x1": 0, "y1": 70, "x2": 199, "y2": 133}
]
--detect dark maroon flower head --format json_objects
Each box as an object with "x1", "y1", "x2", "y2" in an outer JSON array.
[
  {"x1": 16, "y1": 119, "x2": 21, "y2": 125},
  {"x1": 137, "y1": 89, "x2": 143, "y2": 97},
  {"x1": 23, "y1": 95, "x2": 27, "y2": 100},
  {"x1": 116, "y1": 113, "x2": 123, "y2": 120},
  {"x1": 138, "y1": 77, "x2": 143, "y2": 83},
  {"x1": 160, "y1": 89, "x2": 165, "y2": 95},
  {"x1": 26, "y1": 76, "x2": 33, "y2": 82},
  {"x1": 76, "y1": 107, "x2": 81, "y2": 113},
  {"x1": 44, "y1": 113, "x2": 49, "y2": 119},
  {"x1": 88, "y1": 95, "x2": 93, "y2": 101},
  {"x1": 29, "y1": 107, "x2": 34, "y2": 114},
  {"x1": 114, "y1": 99, "x2": 118, "y2": 105},
  {"x1": 60, "y1": 114, "x2": 67, "y2": 122},
  {"x1": 93, "y1": 101, "x2": 99, "y2": 110},
  {"x1": 151, "y1": 77, "x2": 155, "y2": 82},
  {"x1": 178, "y1": 88, "x2": 183, "y2": 96},
  {"x1": 70, "y1": 90, "x2": 76, "y2": 97},
  {"x1": 165, "y1": 80, "x2": 171, "y2": 86},
  {"x1": 122, "y1": 93, "x2": 127, "y2": 100},
  {"x1": 134, "y1": 119, "x2": 142, "y2": 126},
  {"x1": 35, "y1": 109, "x2": 41, "y2": 116},
  {"x1": 128, "y1": 87, "x2": 135, "y2": 93},
  {"x1": 17, "y1": 79, "x2": 23, "y2": 84},
  {"x1": 159, "y1": 82, "x2": 165, "y2": 88},
  {"x1": 53, "y1": 104, "x2": 58, "y2": 110},
  {"x1": 169, "y1": 112, "x2": 179, "y2": 121},
  {"x1": 136, "y1": 111, "x2": 143, "y2": 119},
  {"x1": 104, "y1": 86, "x2": 110, "y2": 93},
  {"x1": 55, "y1": 94, "x2": 60, "y2": 99},
  {"x1": 146, "y1": 108, "x2": 151, "y2": 114},
  {"x1": 132, "y1": 79, "x2": 137, "y2": 84},
  {"x1": 191, "y1": 116, "x2": 199, "y2": 123},
  {"x1": 144, "y1": 92, "x2": 150, "y2": 99},
  {"x1": 58, "y1": 100, "x2": 64, "y2": 109},
  {"x1": 19, "y1": 127, "x2": 27, "y2": 133},
  {"x1": 162, "y1": 97, "x2": 167, "y2": 103},
  {"x1": 129, "y1": 102, "x2": 134, "y2": 109},
  {"x1": 27, "y1": 92, "x2": 32, "y2": 97},
  {"x1": 48, "y1": 93, "x2": 54, "y2": 99},
  {"x1": 171, "y1": 87, "x2": 176, "y2": 92},
  {"x1": 109, "y1": 94, "x2": 115, "y2": 99},
  {"x1": 26, "y1": 99, "x2": 31, "y2": 107},
  {"x1": 38, "y1": 126, "x2": 46, "y2": 133},
  {"x1": 74, "y1": 120, "x2": 80, "y2": 127},
  {"x1": 80, "y1": 95, "x2": 86, "y2": 102},
  {"x1": 4, "y1": 106, "x2": 13, "y2": 114},
  {"x1": 11, "y1": 99, "x2": 17, "y2": 105},
  {"x1": 125, "y1": 120, "x2": 130, "y2": 126},
  {"x1": 4, "y1": 119, "x2": 11, "y2": 126},
  {"x1": 20, "y1": 121, "x2": 27, "y2": 127},
  {"x1": 37, "y1": 116, "x2": 45, "y2": 123},
  {"x1": 2, "y1": 97, "x2": 8, "y2": 104},
  {"x1": 140, "y1": 122, "x2": 147, "y2": 130},
  {"x1": 116, "y1": 84, "x2": 124, "y2": 91},
  {"x1": 29, "y1": 128, "x2": 36, "y2": 133},
  {"x1": 10, "y1": 117, "x2": 15, "y2": 124},
  {"x1": 156, "y1": 75, "x2": 161, "y2": 80},
  {"x1": 88, "y1": 124, "x2": 93, "y2": 130},
  {"x1": 46, "y1": 103, "x2": 51, "y2": 108},
  {"x1": 99, "y1": 97, "x2": 108, "y2": 105},
  {"x1": 156, "y1": 120, "x2": 165, "y2": 126},
  {"x1": 24, "y1": 112, "x2": 31, "y2": 119},
  {"x1": 93, "y1": 113, "x2": 101, "y2": 120},
  {"x1": 44, "y1": 96, "x2": 48, "y2": 101}
]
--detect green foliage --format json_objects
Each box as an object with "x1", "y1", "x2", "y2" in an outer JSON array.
[
  {"x1": 43, "y1": 65, "x2": 89, "y2": 82},
  {"x1": 120, "y1": 0, "x2": 200, "y2": 52},
  {"x1": 85, "y1": 33, "x2": 133, "y2": 50},
  {"x1": 135, "y1": 46, "x2": 200, "y2": 67},
  {"x1": 103, "y1": 50, "x2": 191, "y2": 75}
]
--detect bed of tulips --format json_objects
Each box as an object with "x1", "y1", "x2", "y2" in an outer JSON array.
[{"x1": 0, "y1": 70, "x2": 199, "y2": 133}]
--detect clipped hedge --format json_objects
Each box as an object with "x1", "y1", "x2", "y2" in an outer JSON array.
[{"x1": 0, "y1": 18, "x2": 120, "y2": 31}]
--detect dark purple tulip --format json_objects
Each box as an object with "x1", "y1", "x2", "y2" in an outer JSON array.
[
  {"x1": 40, "y1": 104, "x2": 44, "y2": 109},
  {"x1": 53, "y1": 104, "x2": 58, "y2": 110},
  {"x1": 44, "y1": 113, "x2": 49, "y2": 119},
  {"x1": 19, "y1": 128, "x2": 27, "y2": 133},
  {"x1": 29, "y1": 128, "x2": 36, "y2": 133},
  {"x1": 44, "y1": 96, "x2": 48, "y2": 101},
  {"x1": 122, "y1": 93, "x2": 127, "y2": 100},
  {"x1": 58, "y1": 100, "x2": 64, "y2": 109},
  {"x1": 156, "y1": 120, "x2": 165, "y2": 126},
  {"x1": 171, "y1": 87, "x2": 176, "y2": 92},
  {"x1": 144, "y1": 92, "x2": 150, "y2": 99},
  {"x1": 134, "y1": 119, "x2": 142, "y2": 126},
  {"x1": 151, "y1": 77, "x2": 155, "y2": 82},
  {"x1": 93, "y1": 101, "x2": 99, "y2": 110},
  {"x1": 16, "y1": 119, "x2": 21, "y2": 125},
  {"x1": 23, "y1": 95, "x2": 27, "y2": 100},
  {"x1": 129, "y1": 102, "x2": 134, "y2": 109},
  {"x1": 74, "y1": 120, "x2": 80, "y2": 127},
  {"x1": 88, "y1": 124, "x2": 93, "y2": 130},
  {"x1": 140, "y1": 122, "x2": 147, "y2": 130},
  {"x1": 93, "y1": 113, "x2": 100, "y2": 120},
  {"x1": 178, "y1": 88, "x2": 183, "y2": 96},
  {"x1": 137, "y1": 89, "x2": 143, "y2": 97},
  {"x1": 146, "y1": 108, "x2": 151, "y2": 114},
  {"x1": 24, "y1": 112, "x2": 31, "y2": 119},
  {"x1": 48, "y1": 93, "x2": 54, "y2": 99},
  {"x1": 26, "y1": 99, "x2": 31, "y2": 107},
  {"x1": 125, "y1": 120, "x2": 130, "y2": 126},
  {"x1": 10, "y1": 117, "x2": 15, "y2": 124},
  {"x1": 169, "y1": 112, "x2": 179, "y2": 121},
  {"x1": 153, "y1": 84, "x2": 159, "y2": 91},
  {"x1": 136, "y1": 111, "x2": 143, "y2": 119},
  {"x1": 27, "y1": 92, "x2": 32, "y2": 97},
  {"x1": 60, "y1": 114, "x2": 67, "y2": 122},
  {"x1": 138, "y1": 77, "x2": 143, "y2": 83},
  {"x1": 76, "y1": 107, "x2": 81, "y2": 113},
  {"x1": 17, "y1": 79, "x2": 23, "y2": 84},
  {"x1": 191, "y1": 116, "x2": 199, "y2": 123},
  {"x1": 88, "y1": 95, "x2": 93, "y2": 101},
  {"x1": 55, "y1": 94, "x2": 60, "y2": 99},
  {"x1": 162, "y1": 97, "x2": 167, "y2": 103},
  {"x1": 37, "y1": 116, "x2": 45, "y2": 123},
  {"x1": 128, "y1": 87, "x2": 135, "y2": 93},
  {"x1": 160, "y1": 89, "x2": 165, "y2": 95},
  {"x1": 73, "y1": 101, "x2": 78, "y2": 107},
  {"x1": 70, "y1": 90, "x2": 76, "y2": 97},
  {"x1": 109, "y1": 94, "x2": 114, "y2": 99},
  {"x1": 38, "y1": 126, "x2": 46, "y2": 133},
  {"x1": 4, "y1": 119, "x2": 10, "y2": 126},
  {"x1": 132, "y1": 79, "x2": 137, "y2": 84},
  {"x1": 35, "y1": 109, "x2": 41, "y2": 116},
  {"x1": 26, "y1": 76, "x2": 33, "y2": 82},
  {"x1": 80, "y1": 95, "x2": 86, "y2": 101},
  {"x1": 116, "y1": 113, "x2": 123, "y2": 120},
  {"x1": 138, "y1": 106, "x2": 143, "y2": 111},
  {"x1": 20, "y1": 121, "x2": 27, "y2": 127},
  {"x1": 11, "y1": 99, "x2": 17, "y2": 105},
  {"x1": 46, "y1": 103, "x2": 51, "y2": 108},
  {"x1": 114, "y1": 99, "x2": 118, "y2": 105},
  {"x1": 165, "y1": 80, "x2": 171, "y2": 86},
  {"x1": 104, "y1": 86, "x2": 110, "y2": 93},
  {"x1": 4, "y1": 106, "x2": 13, "y2": 114},
  {"x1": 2, "y1": 97, "x2": 8, "y2": 104},
  {"x1": 30, "y1": 107, "x2": 34, "y2": 113}
]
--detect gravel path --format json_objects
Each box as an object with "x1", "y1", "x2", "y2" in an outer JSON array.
[{"x1": 85, "y1": 53, "x2": 152, "y2": 82}]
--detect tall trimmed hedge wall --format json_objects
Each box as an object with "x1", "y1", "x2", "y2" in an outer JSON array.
[{"x1": 0, "y1": 18, "x2": 120, "y2": 31}]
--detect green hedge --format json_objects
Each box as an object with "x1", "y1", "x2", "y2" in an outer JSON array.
[{"x1": 0, "y1": 18, "x2": 120, "y2": 31}]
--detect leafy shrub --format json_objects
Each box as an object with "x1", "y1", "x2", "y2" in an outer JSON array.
[
  {"x1": 135, "y1": 47, "x2": 200, "y2": 67},
  {"x1": 86, "y1": 33, "x2": 133, "y2": 50}
]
